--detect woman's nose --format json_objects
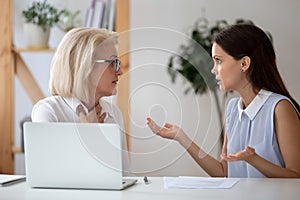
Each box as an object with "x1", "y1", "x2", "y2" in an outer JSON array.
[
  {"x1": 116, "y1": 68, "x2": 122, "y2": 76},
  {"x1": 211, "y1": 65, "x2": 216, "y2": 75}
]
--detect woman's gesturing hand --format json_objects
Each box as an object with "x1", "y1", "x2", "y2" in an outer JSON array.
[
  {"x1": 221, "y1": 146, "x2": 256, "y2": 162},
  {"x1": 146, "y1": 117, "x2": 185, "y2": 141},
  {"x1": 78, "y1": 103, "x2": 106, "y2": 123}
]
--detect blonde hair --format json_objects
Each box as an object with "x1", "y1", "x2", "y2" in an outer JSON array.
[{"x1": 49, "y1": 27, "x2": 118, "y2": 103}]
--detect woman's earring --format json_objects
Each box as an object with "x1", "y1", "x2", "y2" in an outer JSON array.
[{"x1": 241, "y1": 68, "x2": 244, "y2": 72}]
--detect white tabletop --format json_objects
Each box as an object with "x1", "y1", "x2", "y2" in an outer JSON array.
[{"x1": 1, "y1": 177, "x2": 300, "y2": 200}]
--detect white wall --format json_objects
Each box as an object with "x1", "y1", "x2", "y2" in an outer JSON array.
[{"x1": 13, "y1": 0, "x2": 300, "y2": 176}]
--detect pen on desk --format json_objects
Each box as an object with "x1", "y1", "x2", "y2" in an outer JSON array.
[{"x1": 143, "y1": 176, "x2": 149, "y2": 184}]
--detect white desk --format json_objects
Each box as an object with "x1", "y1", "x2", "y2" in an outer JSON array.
[{"x1": 0, "y1": 177, "x2": 300, "y2": 200}]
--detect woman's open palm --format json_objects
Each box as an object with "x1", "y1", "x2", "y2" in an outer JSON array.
[{"x1": 146, "y1": 117, "x2": 183, "y2": 141}]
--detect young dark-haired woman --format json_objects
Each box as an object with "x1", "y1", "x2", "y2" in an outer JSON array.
[{"x1": 147, "y1": 24, "x2": 300, "y2": 178}]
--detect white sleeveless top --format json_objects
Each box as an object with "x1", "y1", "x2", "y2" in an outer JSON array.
[{"x1": 226, "y1": 89, "x2": 299, "y2": 178}]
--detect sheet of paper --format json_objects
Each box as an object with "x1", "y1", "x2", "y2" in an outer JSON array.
[
  {"x1": 164, "y1": 176, "x2": 239, "y2": 189},
  {"x1": 0, "y1": 174, "x2": 26, "y2": 186}
]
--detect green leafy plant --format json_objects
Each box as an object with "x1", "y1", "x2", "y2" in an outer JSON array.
[
  {"x1": 22, "y1": 0, "x2": 65, "y2": 32},
  {"x1": 167, "y1": 18, "x2": 261, "y2": 143},
  {"x1": 57, "y1": 9, "x2": 81, "y2": 32}
]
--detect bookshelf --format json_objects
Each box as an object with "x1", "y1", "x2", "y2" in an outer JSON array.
[
  {"x1": 115, "y1": 0, "x2": 130, "y2": 150},
  {"x1": 0, "y1": 0, "x2": 14, "y2": 174},
  {"x1": 0, "y1": 0, "x2": 130, "y2": 174}
]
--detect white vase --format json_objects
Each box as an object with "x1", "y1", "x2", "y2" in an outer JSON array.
[{"x1": 24, "y1": 23, "x2": 50, "y2": 49}]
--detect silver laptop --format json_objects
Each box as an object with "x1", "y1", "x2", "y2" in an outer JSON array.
[{"x1": 23, "y1": 122, "x2": 137, "y2": 190}]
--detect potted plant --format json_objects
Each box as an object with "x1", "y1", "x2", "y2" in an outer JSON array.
[
  {"x1": 22, "y1": 0, "x2": 64, "y2": 49},
  {"x1": 57, "y1": 9, "x2": 81, "y2": 32}
]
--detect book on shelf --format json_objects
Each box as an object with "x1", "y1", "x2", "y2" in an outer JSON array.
[
  {"x1": 92, "y1": 0, "x2": 105, "y2": 28},
  {"x1": 107, "y1": 0, "x2": 116, "y2": 31},
  {"x1": 84, "y1": 0, "x2": 95, "y2": 27},
  {"x1": 85, "y1": 0, "x2": 116, "y2": 31}
]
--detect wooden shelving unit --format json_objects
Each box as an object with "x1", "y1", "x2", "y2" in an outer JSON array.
[
  {"x1": 115, "y1": 0, "x2": 131, "y2": 150},
  {"x1": 0, "y1": 0, "x2": 14, "y2": 174},
  {"x1": 0, "y1": 0, "x2": 130, "y2": 174},
  {"x1": 13, "y1": 48, "x2": 56, "y2": 53}
]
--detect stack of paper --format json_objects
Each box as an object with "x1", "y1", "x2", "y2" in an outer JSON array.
[
  {"x1": 0, "y1": 174, "x2": 26, "y2": 186},
  {"x1": 164, "y1": 176, "x2": 239, "y2": 189}
]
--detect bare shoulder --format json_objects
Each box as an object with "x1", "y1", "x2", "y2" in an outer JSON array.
[
  {"x1": 274, "y1": 99, "x2": 299, "y2": 122},
  {"x1": 274, "y1": 99, "x2": 300, "y2": 137}
]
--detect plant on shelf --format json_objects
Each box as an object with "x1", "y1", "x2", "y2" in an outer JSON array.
[
  {"x1": 22, "y1": 0, "x2": 64, "y2": 49},
  {"x1": 167, "y1": 18, "x2": 271, "y2": 144},
  {"x1": 57, "y1": 9, "x2": 81, "y2": 32},
  {"x1": 22, "y1": 0, "x2": 64, "y2": 31}
]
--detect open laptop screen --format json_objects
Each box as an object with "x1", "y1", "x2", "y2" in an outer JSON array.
[{"x1": 24, "y1": 122, "x2": 136, "y2": 190}]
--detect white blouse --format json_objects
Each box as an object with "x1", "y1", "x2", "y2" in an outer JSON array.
[{"x1": 31, "y1": 95, "x2": 130, "y2": 175}]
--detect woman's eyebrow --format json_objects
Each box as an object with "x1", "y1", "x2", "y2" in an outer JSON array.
[{"x1": 213, "y1": 55, "x2": 221, "y2": 59}]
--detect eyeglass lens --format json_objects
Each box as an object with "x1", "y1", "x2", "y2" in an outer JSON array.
[{"x1": 113, "y1": 59, "x2": 121, "y2": 72}]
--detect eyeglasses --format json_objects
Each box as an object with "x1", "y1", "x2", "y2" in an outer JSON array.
[{"x1": 95, "y1": 58, "x2": 121, "y2": 73}]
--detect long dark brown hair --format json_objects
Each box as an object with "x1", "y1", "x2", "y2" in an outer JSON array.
[{"x1": 213, "y1": 24, "x2": 300, "y2": 113}]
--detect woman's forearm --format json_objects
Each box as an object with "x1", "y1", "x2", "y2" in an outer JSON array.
[
  {"x1": 178, "y1": 134, "x2": 227, "y2": 177},
  {"x1": 246, "y1": 153, "x2": 300, "y2": 178}
]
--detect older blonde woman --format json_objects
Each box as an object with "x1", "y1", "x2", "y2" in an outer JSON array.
[{"x1": 31, "y1": 27, "x2": 129, "y2": 173}]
